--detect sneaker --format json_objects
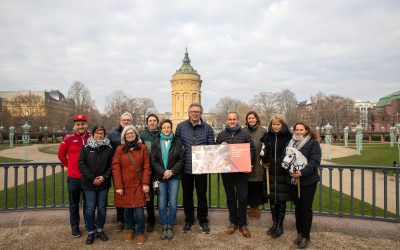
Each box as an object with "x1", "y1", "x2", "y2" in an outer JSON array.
[
  {"x1": 182, "y1": 222, "x2": 192, "y2": 233},
  {"x1": 96, "y1": 231, "x2": 109, "y2": 241},
  {"x1": 71, "y1": 226, "x2": 82, "y2": 238},
  {"x1": 137, "y1": 234, "x2": 146, "y2": 245},
  {"x1": 116, "y1": 222, "x2": 124, "y2": 232},
  {"x1": 166, "y1": 225, "x2": 174, "y2": 239},
  {"x1": 160, "y1": 225, "x2": 168, "y2": 240},
  {"x1": 85, "y1": 233, "x2": 95, "y2": 245},
  {"x1": 200, "y1": 223, "x2": 210, "y2": 234}
]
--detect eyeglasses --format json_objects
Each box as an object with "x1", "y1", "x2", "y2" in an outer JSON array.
[
  {"x1": 126, "y1": 132, "x2": 135, "y2": 136},
  {"x1": 122, "y1": 119, "x2": 132, "y2": 122},
  {"x1": 95, "y1": 132, "x2": 105, "y2": 135},
  {"x1": 190, "y1": 111, "x2": 201, "y2": 114}
]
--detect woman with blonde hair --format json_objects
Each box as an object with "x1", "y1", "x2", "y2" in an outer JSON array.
[
  {"x1": 112, "y1": 125, "x2": 151, "y2": 245},
  {"x1": 261, "y1": 114, "x2": 292, "y2": 238}
]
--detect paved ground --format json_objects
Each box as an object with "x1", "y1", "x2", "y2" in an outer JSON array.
[{"x1": 0, "y1": 209, "x2": 399, "y2": 249}]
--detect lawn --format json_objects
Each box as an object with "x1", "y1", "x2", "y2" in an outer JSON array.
[
  {"x1": 0, "y1": 144, "x2": 29, "y2": 163},
  {"x1": 327, "y1": 143, "x2": 399, "y2": 167}
]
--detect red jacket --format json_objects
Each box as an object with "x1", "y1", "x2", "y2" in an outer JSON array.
[
  {"x1": 58, "y1": 131, "x2": 91, "y2": 179},
  {"x1": 112, "y1": 144, "x2": 151, "y2": 208}
]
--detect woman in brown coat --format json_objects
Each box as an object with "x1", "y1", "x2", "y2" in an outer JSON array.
[{"x1": 112, "y1": 125, "x2": 151, "y2": 245}]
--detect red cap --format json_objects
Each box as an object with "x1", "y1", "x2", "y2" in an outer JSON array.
[{"x1": 73, "y1": 114, "x2": 87, "y2": 122}]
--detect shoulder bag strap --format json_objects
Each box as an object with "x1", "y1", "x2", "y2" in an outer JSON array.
[{"x1": 127, "y1": 151, "x2": 143, "y2": 183}]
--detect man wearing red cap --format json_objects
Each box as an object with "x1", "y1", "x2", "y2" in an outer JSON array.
[{"x1": 58, "y1": 114, "x2": 91, "y2": 237}]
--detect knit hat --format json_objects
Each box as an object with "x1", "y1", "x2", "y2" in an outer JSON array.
[{"x1": 92, "y1": 125, "x2": 106, "y2": 135}]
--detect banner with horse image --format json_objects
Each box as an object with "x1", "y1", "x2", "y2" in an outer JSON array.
[{"x1": 191, "y1": 143, "x2": 251, "y2": 174}]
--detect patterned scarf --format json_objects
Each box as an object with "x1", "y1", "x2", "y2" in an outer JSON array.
[
  {"x1": 287, "y1": 134, "x2": 311, "y2": 185},
  {"x1": 86, "y1": 137, "x2": 110, "y2": 149},
  {"x1": 160, "y1": 133, "x2": 174, "y2": 169}
]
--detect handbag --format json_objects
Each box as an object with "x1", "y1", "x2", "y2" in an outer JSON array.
[{"x1": 127, "y1": 152, "x2": 151, "y2": 201}]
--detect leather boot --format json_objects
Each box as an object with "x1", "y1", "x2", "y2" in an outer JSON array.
[
  {"x1": 272, "y1": 202, "x2": 286, "y2": 238},
  {"x1": 248, "y1": 207, "x2": 255, "y2": 218},
  {"x1": 298, "y1": 237, "x2": 310, "y2": 249},
  {"x1": 254, "y1": 207, "x2": 261, "y2": 219},
  {"x1": 293, "y1": 233, "x2": 302, "y2": 245},
  {"x1": 266, "y1": 204, "x2": 278, "y2": 236}
]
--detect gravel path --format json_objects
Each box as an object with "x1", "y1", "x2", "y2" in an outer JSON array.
[{"x1": 0, "y1": 209, "x2": 399, "y2": 249}]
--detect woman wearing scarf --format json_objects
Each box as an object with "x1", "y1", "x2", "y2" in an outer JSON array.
[
  {"x1": 286, "y1": 122, "x2": 321, "y2": 249},
  {"x1": 261, "y1": 114, "x2": 292, "y2": 238},
  {"x1": 78, "y1": 125, "x2": 113, "y2": 245},
  {"x1": 112, "y1": 125, "x2": 151, "y2": 245},
  {"x1": 150, "y1": 119, "x2": 184, "y2": 240},
  {"x1": 243, "y1": 111, "x2": 266, "y2": 219}
]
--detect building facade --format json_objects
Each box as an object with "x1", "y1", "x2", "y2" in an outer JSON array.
[{"x1": 368, "y1": 91, "x2": 400, "y2": 132}]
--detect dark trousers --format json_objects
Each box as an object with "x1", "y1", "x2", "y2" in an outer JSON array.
[
  {"x1": 146, "y1": 179, "x2": 155, "y2": 224},
  {"x1": 291, "y1": 183, "x2": 317, "y2": 238},
  {"x1": 248, "y1": 181, "x2": 263, "y2": 207},
  {"x1": 181, "y1": 173, "x2": 208, "y2": 224},
  {"x1": 67, "y1": 177, "x2": 86, "y2": 228},
  {"x1": 221, "y1": 173, "x2": 248, "y2": 227}
]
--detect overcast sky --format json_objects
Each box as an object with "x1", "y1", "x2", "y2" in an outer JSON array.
[{"x1": 0, "y1": 0, "x2": 399, "y2": 113}]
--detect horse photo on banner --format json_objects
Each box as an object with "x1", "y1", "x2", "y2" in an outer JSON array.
[{"x1": 192, "y1": 143, "x2": 252, "y2": 174}]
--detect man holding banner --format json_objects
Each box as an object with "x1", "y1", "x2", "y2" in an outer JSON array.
[
  {"x1": 216, "y1": 111, "x2": 255, "y2": 238},
  {"x1": 175, "y1": 103, "x2": 215, "y2": 234}
]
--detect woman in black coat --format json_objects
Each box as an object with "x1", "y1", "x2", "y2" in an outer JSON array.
[
  {"x1": 261, "y1": 114, "x2": 292, "y2": 239},
  {"x1": 287, "y1": 121, "x2": 321, "y2": 249}
]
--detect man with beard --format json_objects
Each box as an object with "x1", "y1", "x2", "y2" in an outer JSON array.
[{"x1": 58, "y1": 114, "x2": 91, "y2": 237}]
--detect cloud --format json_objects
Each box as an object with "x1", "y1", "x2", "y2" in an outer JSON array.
[{"x1": 0, "y1": 0, "x2": 399, "y2": 113}]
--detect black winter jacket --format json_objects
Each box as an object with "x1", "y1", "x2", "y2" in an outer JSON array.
[
  {"x1": 150, "y1": 135, "x2": 184, "y2": 180},
  {"x1": 107, "y1": 126, "x2": 123, "y2": 151},
  {"x1": 175, "y1": 119, "x2": 215, "y2": 174},
  {"x1": 295, "y1": 139, "x2": 321, "y2": 186},
  {"x1": 216, "y1": 126, "x2": 256, "y2": 168},
  {"x1": 78, "y1": 142, "x2": 114, "y2": 190},
  {"x1": 261, "y1": 124, "x2": 292, "y2": 201}
]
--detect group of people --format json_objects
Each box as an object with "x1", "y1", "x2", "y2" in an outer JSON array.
[{"x1": 58, "y1": 103, "x2": 321, "y2": 249}]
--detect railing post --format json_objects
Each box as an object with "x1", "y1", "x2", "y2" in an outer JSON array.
[
  {"x1": 361, "y1": 169, "x2": 365, "y2": 217},
  {"x1": 383, "y1": 170, "x2": 388, "y2": 218},
  {"x1": 3, "y1": 166, "x2": 8, "y2": 209},
  {"x1": 350, "y1": 169, "x2": 355, "y2": 216},
  {"x1": 23, "y1": 165, "x2": 28, "y2": 209},
  {"x1": 329, "y1": 167, "x2": 333, "y2": 214},
  {"x1": 339, "y1": 168, "x2": 343, "y2": 216},
  {"x1": 52, "y1": 165, "x2": 56, "y2": 208},
  {"x1": 319, "y1": 167, "x2": 323, "y2": 213},
  {"x1": 61, "y1": 166, "x2": 65, "y2": 207},
  {"x1": 42, "y1": 165, "x2": 46, "y2": 208},
  {"x1": 13, "y1": 166, "x2": 18, "y2": 209},
  {"x1": 33, "y1": 166, "x2": 37, "y2": 208}
]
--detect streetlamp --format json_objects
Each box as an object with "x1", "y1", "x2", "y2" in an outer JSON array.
[
  {"x1": 355, "y1": 124, "x2": 363, "y2": 155},
  {"x1": 324, "y1": 123, "x2": 333, "y2": 160},
  {"x1": 343, "y1": 126, "x2": 349, "y2": 147}
]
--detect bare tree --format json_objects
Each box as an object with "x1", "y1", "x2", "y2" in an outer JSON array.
[
  {"x1": 213, "y1": 97, "x2": 250, "y2": 128},
  {"x1": 67, "y1": 81, "x2": 96, "y2": 114},
  {"x1": 305, "y1": 92, "x2": 356, "y2": 130},
  {"x1": 135, "y1": 97, "x2": 156, "y2": 127},
  {"x1": 105, "y1": 90, "x2": 131, "y2": 126},
  {"x1": 275, "y1": 89, "x2": 298, "y2": 126},
  {"x1": 7, "y1": 93, "x2": 46, "y2": 128}
]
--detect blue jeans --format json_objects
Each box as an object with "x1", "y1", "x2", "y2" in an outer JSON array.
[
  {"x1": 125, "y1": 207, "x2": 145, "y2": 234},
  {"x1": 84, "y1": 189, "x2": 108, "y2": 233},
  {"x1": 67, "y1": 177, "x2": 86, "y2": 228},
  {"x1": 158, "y1": 178, "x2": 180, "y2": 226}
]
